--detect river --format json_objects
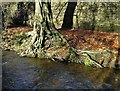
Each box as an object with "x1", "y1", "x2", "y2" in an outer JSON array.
[{"x1": 2, "y1": 50, "x2": 120, "y2": 90}]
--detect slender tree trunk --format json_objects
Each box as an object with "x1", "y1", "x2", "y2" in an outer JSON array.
[{"x1": 62, "y1": 2, "x2": 77, "y2": 29}]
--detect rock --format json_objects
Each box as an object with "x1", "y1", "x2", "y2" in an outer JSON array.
[{"x1": 80, "y1": 49, "x2": 119, "y2": 68}]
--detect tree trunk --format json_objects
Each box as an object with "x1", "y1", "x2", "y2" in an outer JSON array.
[
  {"x1": 17, "y1": 2, "x2": 67, "y2": 58},
  {"x1": 62, "y1": 2, "x2": 77, "y2": 29}
]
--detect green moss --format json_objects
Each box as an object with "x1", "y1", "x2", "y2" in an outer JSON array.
[
  {"x1": 83, "y1": 57, "x2": 93, "y2": 66},
  {"x1": 14, "y1": 33, "x2": 31, "y2": 47},
  {"x1": 66, "y1": 47, "x2": 81, "y2": 63},
  {"x1": 15, "y1": 39, "x2": 23, "y2": 46}
]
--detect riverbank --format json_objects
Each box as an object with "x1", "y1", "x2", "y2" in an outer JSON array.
[{"x1": 1, "y1": 26, "x2": 120, "y2": 68}]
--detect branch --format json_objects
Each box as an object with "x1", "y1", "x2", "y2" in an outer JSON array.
[
  {"x1": 72, "y1": 49, "x2": 104, "y2": 68},
  {"x1": 81, "y1": 52, "x2": 103, "y2": 68}
]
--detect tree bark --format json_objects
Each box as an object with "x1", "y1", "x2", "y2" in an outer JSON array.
[
  {"x1": 62, "y1": 2, "x2": 77, "y2": 29},
  {"x1": 18, "y1": 2, "x2": 67, "y2": 58}
]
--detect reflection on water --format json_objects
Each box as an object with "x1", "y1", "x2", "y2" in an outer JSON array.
[{"x1": 2, "y1": 50, "x2": 120, "y2": 89}]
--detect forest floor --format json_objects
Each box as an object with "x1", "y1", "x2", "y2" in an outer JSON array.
[
  {"x1": 59, "y1": 29, "x2": 119, "y2": 52},
  {"x1": 1, "y1": 26, "x2": 119, "y2": 67},
  {"x1": 2, "y1": 26, "x2": 119, "y2": 51}
]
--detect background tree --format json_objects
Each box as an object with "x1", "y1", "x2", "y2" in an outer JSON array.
[{"x1": 62, "y1": 2, "x2": 77, "y2": 29}]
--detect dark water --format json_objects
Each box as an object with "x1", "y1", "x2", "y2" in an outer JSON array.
[{"x1": 2, "y1": 50, "x2": 120, "y2": 89}]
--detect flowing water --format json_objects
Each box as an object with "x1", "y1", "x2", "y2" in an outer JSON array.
[{"x1": 2, "y1": 50, "x2": 120, "y2": 89}]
